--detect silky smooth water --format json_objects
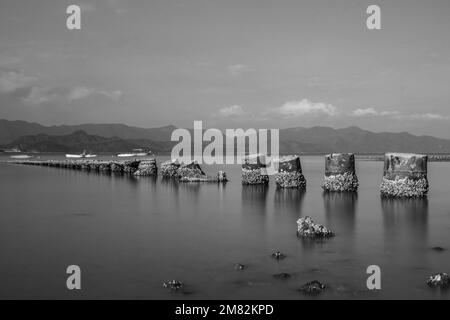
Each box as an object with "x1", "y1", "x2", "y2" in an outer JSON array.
[{"x1": 0, "y1": 155, "x2": 449, "y2": 299}]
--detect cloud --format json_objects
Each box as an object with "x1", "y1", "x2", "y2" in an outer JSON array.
[
  {"x1": 352, "y1": 108, "x2": 378, "y2": 116},
  {"x1": 350, "y1": 107, "x2": 449, "y2": 121},
  {"x1": 216, "y1": 105, "x2": 245, "y2": 117},
  {"x1": 269, "y1": 99, "x2": 339, "y2": 117},
  {"x1": 227, "y1": 64, "x2": 250, "y2": 76},
  {"x1": 0, "y1": 69, "x2": 37, "y2": 93}
]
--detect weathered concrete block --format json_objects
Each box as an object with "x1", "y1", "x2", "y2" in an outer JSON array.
[
  {"x1": 123, "y1": 160, "x2": 140, "y2": 174},
  {"x1": 98, "y1": 162, "x2": 111, "y2": 172},
  {"x1": 133, "y1": 159, "x2": 157, "y2": 176},
  {"x1": 110, "y1": 162, "x2": 124, "y2": 173},
  {"x1": 242, "y1": 154, "x2": 269, "y2": 185},
  {"x1": 177, "y1": 161, "x2": 205, "y2": 179},
  {"x1": 161, "y1": 160, "x2": 181, "y2": 178},
  {"x1": 275, "y1": 155, "x2": 306, "y2": 189},
  {"x1": 322, "y1": 153, "x2": 358, "y2": 192},
  {"x1": 380, "y1": 153, "x2": 428, "y2": 198}
]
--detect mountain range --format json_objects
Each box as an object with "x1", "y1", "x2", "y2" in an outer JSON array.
[{"x1": 1, "y1": 119, "x2": 450, "y2": 154}]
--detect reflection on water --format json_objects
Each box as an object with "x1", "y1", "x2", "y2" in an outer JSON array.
[
  {"x1": 381, "y1": 198, "x2": 428, "y2": 236},
  {"x1": 1, "y1": 157, "x2": 450, "y2": 299},
  {"x1": 241, "y1": 185, "x2": 269, "y2": 210},
  {"x1": 273, "y1": 188, "x2": 305, "y2": 218},
  {"x1": 381, "y1": 198, "x2": 429, "y2": 268},
  {"x1": 323, "y1": 192, "x2": 358, "y2": 234}
]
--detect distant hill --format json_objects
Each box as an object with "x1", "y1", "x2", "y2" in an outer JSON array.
[
  {"x1": 0, "y1": 119, "x2": 176, "y2": 144},
  {"x1": 2, "y1": 119, "x2": 450, "y2": 154},
  {"x1": 1, "y1": 130, "x2": 175, "y2": 153}
]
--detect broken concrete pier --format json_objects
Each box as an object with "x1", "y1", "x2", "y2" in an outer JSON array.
[
  {"x1": 241, "y1": 154, "x2": 269, "y2": 185},
  {"x1": 275, "y1": 155, "x2": 306, "y2": 189},
  {"x1": 7, "y1": 159, "x2": 158, "y2": 176},
  {"x1": 380, "y1": 153, "x2": 428, "y2": 198},
  {"x1": 322, "y1": 153, "x2": 358, "y2": 192}
]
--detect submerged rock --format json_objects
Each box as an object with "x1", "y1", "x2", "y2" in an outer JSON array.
[
  {"x1": 271, "y1": 251, "x2": 286, "y2": 260},
  {"x1": 427, "y1": 273, "x2": 450, "y2": 287},
  {"x1": 163, "y1": 280, "x2": 184, "y2": 290},
  {"x1": 297, "y1": 216, "x2": 334, "y2": 239},
  {"x1": 273, "y1": 273, "x2": 291, "y2": 280},
  {"x1": 298, "y1": 280, "x2": 326, "y2": 295},
  {"x1": 432, "y1": 247, "x2": 446, "y2": 252},
  {"x1": 234, "y1": 263, "x2": 246, "y2": 271}
]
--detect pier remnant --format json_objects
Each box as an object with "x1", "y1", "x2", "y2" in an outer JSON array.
[
  {"x1": 161, "y1": 160, "x2": 181, "y2": 178},
  {"x1": 133, "y1": 159, "x2": 157, "y2": 176},
  {"x1": 275, "y1": 155, "x2": 306, "y2": 189},
  {"x1": 241, "y1": 154, "x2": 269, "y2": 185},
  {"x1": 380, "y1": 153, "x2": 428, "y2": 198},
  {"x1": 177, "y1": 161, "x2": 205, "y2": 179},
  {"x1": 322, "y1": 153, "x2": 358, "y2": 192}
]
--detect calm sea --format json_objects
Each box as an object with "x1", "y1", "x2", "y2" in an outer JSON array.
[{"x1": 0, "y1": 155, "x2": 449, "y2": 299}]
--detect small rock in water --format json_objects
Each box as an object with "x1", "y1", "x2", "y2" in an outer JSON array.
[
  {"x1": 163, "y1": 280, "x2": 184, "y2": 290},
  {"x1": 271, "y1": 251, "x2": 286, "y2": 260},
  {"x1": 427, "y1": 273, "x2": 450, "y2": 287},
  {"x1": 296, "y1": 216, "x2": 334, "y2": 239},
  {"x1": 273, "y1": 273, "x2": 291, "y2": 280},
  {"x1": 432, "y1": 247, "x2": 446, "y2": 252},
  {"x1": 298, "y1": 280, "x2": 326, "y2": 295},
  {"x1": 234, "y1": 263, "x2": 246, "y2": 271}
]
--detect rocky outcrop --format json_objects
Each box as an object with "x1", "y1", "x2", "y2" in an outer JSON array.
[
  {"x1": 110, "y1": 162, "x2": 124, "y2": 173},
  {"x1": 296, "y1": 216, "x2": 334, "y2": 238},
  {"x1": 427, "y1": 273, "x2": 450, "y2": 287},
  {"x1": 163, "y1": 280, "x2": 184, "y2": 290},
  {"x1": 242, "y1": 154, "x2": 269, "y2": 185},
  {"x1": 298, "y1": 280, "x2": 326, "y2": 295},
  {"x1": 275, "y1": 155, "x2": 306, "y2": 189},
  {"x1": 322, "y1": 153, "x2": 358, "y2": 192},
  {"x1": 380, "y1": 153, "x2": 428, "y2": 198}
]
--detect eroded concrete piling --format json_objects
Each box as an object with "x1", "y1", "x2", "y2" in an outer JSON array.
[
  {"x1": 322, "y1": 153, "x2": 358, "y2": 192},
  {"x1": 275, "y1": 155, "x2": 306, "y2": 189},
  {"x1": 7, "y1": 159, "x2": 158, "y2": 176},
  {"x1": 241, "y1": 154, "x2": 269, "y2": 185},
  {"x1": 380, "y1": 153, "x2": 428, "y2": 198}
]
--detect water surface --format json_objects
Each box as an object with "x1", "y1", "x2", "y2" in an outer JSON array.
[{"x1": 0, "y1": 155, "x2": 449, "y2": 299}]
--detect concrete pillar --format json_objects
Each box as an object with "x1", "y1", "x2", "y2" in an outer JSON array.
[
  {"x1": 275, "y1": 155, "x2": 306, "y2": 189},
  {"x1": 380, "y1": 153, "x2": 428, "y2": 198},
  {"x1": 241, "y1": 154, "x2": 269, "y2": 185},
  {"x1": 322, "y1": 153, "x2": 358, "y2": 192}
]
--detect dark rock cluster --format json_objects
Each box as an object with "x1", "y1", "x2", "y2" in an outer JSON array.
[
  {"x1": 296, "y1": 216, "x2": 334, "y2": 239},
  {"x1": 427, "y1": 273, "x2": 450, "y2": 287}
]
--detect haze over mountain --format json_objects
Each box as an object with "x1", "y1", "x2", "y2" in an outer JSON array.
[{"x1": 2, "y1": 119, "x2": 450, "y2": 154}]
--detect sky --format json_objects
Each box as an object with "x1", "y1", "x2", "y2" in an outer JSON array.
[{"x1": 0, "y1": 0, "x2": 450, "y2": 138}]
